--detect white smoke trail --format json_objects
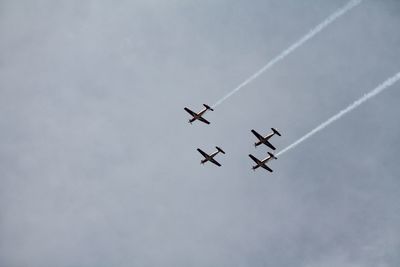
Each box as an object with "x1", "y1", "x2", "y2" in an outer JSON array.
[
  {"x1": 212, "y1": 0, "x2": 363, "y2": 108},
  {"x1": 277, "y1": 72, "x2": 400, "y2": 156}
]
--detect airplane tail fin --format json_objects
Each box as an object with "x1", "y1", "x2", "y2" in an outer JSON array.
[
  {"x1": 203, "y1": 104, "x2": 214, "y2": 111},
  {"x1": 272, "y1": 128, "x2": 281, "y2": 136},
  {"x1": 216, "y1": 146, "x2": 225, "y2": 154},
  {"x1": 268, "y1": 152, "x2": 278, "y2": 160}
]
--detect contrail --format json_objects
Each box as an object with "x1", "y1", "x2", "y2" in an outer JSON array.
[
  {"x1": 277, "y1": 72, "x2": 400, "y2": 156},
  {"x1": 212, "y1": 0, "x2": 363, "y2": 108}
]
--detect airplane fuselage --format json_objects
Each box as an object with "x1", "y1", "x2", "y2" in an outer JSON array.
[
  {"x1": 189, "y1": 108, "x2": 207, "y2": 123},
  {"x1": 198, "y1": 108, "x2": 207, "y2": 116},
  {"x1": 255, "y1": 133, "x2": 274, "y2": 146},
  {"x1": 260, "y1": 156, "x2": 273, "y2": 164},
  {"x1": 201, "y1": 150, "x2": 219, "y2": 164}
]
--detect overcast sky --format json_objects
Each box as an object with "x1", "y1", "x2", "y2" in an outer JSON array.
[{"x1": 1, "y1": 0, "x2": 400, "y2": 266}]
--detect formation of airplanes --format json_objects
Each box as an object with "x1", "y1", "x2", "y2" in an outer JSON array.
[{"x1": 185, "y1": 104, "x2": 281, "y2": 173}]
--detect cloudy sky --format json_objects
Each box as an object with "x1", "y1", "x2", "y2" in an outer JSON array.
[{"x1": 1, "y1": 0, "x2": 400, "y2": 266}]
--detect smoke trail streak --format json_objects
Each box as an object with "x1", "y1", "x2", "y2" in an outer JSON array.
[
  {"x1": 212, "y1": 0, "x2": 363, "y2": 108},
  {"x1": 277, "y1": 72, "x2": 400, "y2": 156}
]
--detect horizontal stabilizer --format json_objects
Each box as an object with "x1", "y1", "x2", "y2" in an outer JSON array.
[
  {"x1": 272, "y1": 128, "x2": 281, "y2": 136},
  {"x1": 216, "y1": 146, "x2": 225, "y2": 154},
  {"x1": 203, "y1": 104, "x2": 214, "y2": 111},
  {"x1": 268, "y1": 152, "x2": 278, "y2": 160}
]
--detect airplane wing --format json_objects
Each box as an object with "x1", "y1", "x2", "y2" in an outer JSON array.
[
  {"x1": 249, "y1": 154, "x2": 262, "y2": 165},
  {"x1": 184, "y1": 107, "x2": 197, "y2": 117},
  {"x1": 197, "y1": 116, "x2": 210, "y2": 124},
  {"x1": 208, "y1": 158, "x2": 222, "y2": 167},
  {"x1": 264, "y1": 140, "x2": 276, "y2": 150},
  {"x1": 251, "y1": 129, "x2": 264, "y2": 141},
  {"x1": 197, "y1": 148, "x2": 209, "y2": 159},
  {"x1": 261, "y1": 164, "x2": 273, "y2": 172}
]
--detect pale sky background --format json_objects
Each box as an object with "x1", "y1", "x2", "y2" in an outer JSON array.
[{"x1": 1, "y1": 0, "x2": 400, "y2": 266}]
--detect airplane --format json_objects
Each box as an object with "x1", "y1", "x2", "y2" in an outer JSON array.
[
  {"x1": 251, "y1": 128, "x2": 282, "y2": 150},
  {"x1": 184, "y1": 104, "x2": 214, "y2": 124},
  {"x1": 248, "y1": 152, "x2": 277, "y2": 172},
  {"x1": 197, "y1": 146, "x2": 225, "y2": 167}
]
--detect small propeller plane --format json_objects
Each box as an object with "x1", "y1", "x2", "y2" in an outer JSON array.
[
  {"x1": 251, "y1": 128, "x2": 282, "y2": 150},
  {"x1": 197, "y1": 146, "x2": 225, "y2": 167},
  {"x1": 249, "y1": 152, "x2": 277, "y2": 172},
  {"x1": 184, "y1": 104, "x2": 214, "y2": 124}
]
